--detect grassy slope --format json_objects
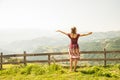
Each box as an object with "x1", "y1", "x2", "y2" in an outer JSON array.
[{"x1": 0, "y1": 64, "x2": 120, "y2": 80}]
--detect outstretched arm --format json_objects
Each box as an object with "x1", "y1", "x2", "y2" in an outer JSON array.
[
  {"x1": 56, "y1": 30, "x2": 68, "y2": 35},
  {"x1": 80, "y1": 32, "x2": 92, "y2": 37}
]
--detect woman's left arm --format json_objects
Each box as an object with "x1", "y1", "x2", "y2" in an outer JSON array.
[{"x1": 80, "y1": 32, "x2": 92, "y2": 37}]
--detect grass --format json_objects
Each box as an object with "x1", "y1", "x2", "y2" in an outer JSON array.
[{"x1": 0, "y1": 63, "x2": 120, "y2": 80}]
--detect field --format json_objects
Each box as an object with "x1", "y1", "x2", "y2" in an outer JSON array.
[{"x1": 0, "y1": 63, "x2": 120, "y2": 80}]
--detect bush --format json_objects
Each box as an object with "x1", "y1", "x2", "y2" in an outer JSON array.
[
  {"x1": 115, "y1": 64, "x2": 120, "y2": 70},
  {"x1": 20, "y1": 65, "x2": 32, "y2": 75},
  {"x1": 31, "y1": 64, "x2": 46, "y2": 75},
  {"x1": 2, "y1": 66, "x2": 20, "y2": 75},
  {"x1": 47, "y1": 63, "x2": 62, "y2": 73},
  {"x1": 81, "y1": 66, "x2": 101, "y2": 74},
  {"x1": 97, "y1": 70, "x2": 112, "y2": 77}
]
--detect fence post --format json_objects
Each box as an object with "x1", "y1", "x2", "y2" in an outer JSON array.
[
  {"x1": 24, "y1": 51, "x2": 27, "y2": 66},
  {"x1": 104, "y1": 48, "x2": 106, "y2": 67},
  {"x1": 0, "y1": 52, "x2": 3, "y2": 70},
  {"x1": 48, "y1": 54, "x2": 51, "y2": 65}
]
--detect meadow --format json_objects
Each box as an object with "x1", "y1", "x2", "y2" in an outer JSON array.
[{"x1": 0, "y1": 63, "x2": 120, "y2": 80}]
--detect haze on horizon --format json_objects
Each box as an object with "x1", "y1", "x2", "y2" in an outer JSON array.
[{"x1": 0, "y1": 0, "x2": 120, "y2": 43}]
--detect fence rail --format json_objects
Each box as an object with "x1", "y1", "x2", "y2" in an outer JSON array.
[{"x1": 0, "y1": 49, "x2": 120, "y2": 69}]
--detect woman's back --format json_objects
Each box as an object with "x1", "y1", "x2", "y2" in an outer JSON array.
[
  {"x1": 68, "y1": 33, "x2": 80, "y2": 44},
  {"x1": 69, "y1": 33, "x2": 78, "y2": 38}
]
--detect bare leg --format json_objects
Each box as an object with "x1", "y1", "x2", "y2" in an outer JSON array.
[
  {"x1": 74, "y1": 58, "x2": 78, "y2": 72},
  {"x1": 70, "y1": 58, "x2": 73, "y2": 71},
  {"x1": 75, "y1": 49, "x2": 80, "y2": 55}
]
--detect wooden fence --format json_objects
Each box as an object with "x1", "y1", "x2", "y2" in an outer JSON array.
[{"x1": 0, "y1": 49, "x2": 120, "y2": 69}]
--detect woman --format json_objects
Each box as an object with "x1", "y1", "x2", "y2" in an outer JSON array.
[{"x1": 57, "y1": 27, "x2": 92, "y2": 72}]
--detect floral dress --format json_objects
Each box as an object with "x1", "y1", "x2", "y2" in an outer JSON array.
[{"x1": 67, "y1": 34, "x2": 80, "y2": 59}]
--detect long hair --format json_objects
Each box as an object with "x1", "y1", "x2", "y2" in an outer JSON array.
[{"x1": 71, "y1": 27, "x2": 76, "y2": 34}]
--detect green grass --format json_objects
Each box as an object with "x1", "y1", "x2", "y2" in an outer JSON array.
[{"x1": 0, "y1": 63, "x2": 120, "y2": 80}]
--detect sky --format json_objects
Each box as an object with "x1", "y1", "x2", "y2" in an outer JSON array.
[{"x1": 0, "y1": 0, "x2": 120, "y2": 43}]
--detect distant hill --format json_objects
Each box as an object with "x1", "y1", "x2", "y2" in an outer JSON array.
[
  {"x1": 0, "y1": 31, "x2": 120, "y2": 54},
  {"x1": 0, "y1": 31, "x2": 120, "y2": 65},
  {"x1": 1, "y1": 36, "x2": 69, "y2": 53},
  {"x1": 0, "y1": 48, "x2": 10, "y2": 54},
  {"x1": 79, "y1": 31, "x2": 120, "y2": 41}
]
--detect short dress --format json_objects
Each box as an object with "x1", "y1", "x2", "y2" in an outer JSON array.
[{"x1": 68, "y1": 34, "x2": 80, "y2": 59}]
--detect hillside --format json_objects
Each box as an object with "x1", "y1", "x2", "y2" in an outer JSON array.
[
  {"x1": 0, "y1": 31, "x2": 120, "y2": 53},
  {"x1": 0, "y1": 31, "x2": 120, "y2": 65},
  {"x1": 0, "y1": 48, "x2": 10, "y2": 54}
]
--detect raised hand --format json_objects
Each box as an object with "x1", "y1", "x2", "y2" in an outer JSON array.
[
  {"x1": 56, "y1": 30, "x2": 61, "y2": 32},
  {"x1": 88, "y1": 32, "x2": 93, "y2": 34}
]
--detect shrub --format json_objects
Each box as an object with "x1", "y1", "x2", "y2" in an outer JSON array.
[
  {"x1": 81, "y1": 66, "x2": 101, "y2": 74},
  {"x1": 2, "y1": 66, "x2": 20, "y2": 75},
  {"x1": 20, "y1": 65, "x2": 32, "y2": 75},
  {"x1": 31, "y1": 64, "x2": 46, "y2": 75},
  {"x1": 97, "y1": 70, "x2": 112, "y2": 77},
  {"x1": 47, "y1": 63, "x2": 62, "y2": 73},
  {"x1": 116, "y1": 64, "x2": 120, "y2": 70}
]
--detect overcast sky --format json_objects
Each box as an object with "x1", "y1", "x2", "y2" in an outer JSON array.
[{"x1": 0, "y1": 0, "x2": 120, "y2": 43}]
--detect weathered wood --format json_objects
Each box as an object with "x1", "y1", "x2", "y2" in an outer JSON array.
[
  {"x1": 2, "y1": 58, "x2": 120, "y2": 64},
  {"x1": 24, "y1": 53, "x2": 48, "y2": 56},
  {"x1": 3, "y1": 61, "x2": 24, "y2": 64},
  {"x1": 53, "y1": 58, "x2": 120, "y2": 62},
  {"x1": 51, "y1": 59, "x2": 69, "y2": 62},
  {"x1": 48, "y1": 54, "x2": 51, "y2": 65},
  {"x1": 0, "y1": 52, "x2": 3, "y2": 69},
  {"x1": 0, "y1": 50, "x2": 119, "y2": 69},
  {"x1": 27, "y1": 60, "x2": 49, "y2": 63},
  {"x1": 106, "y1": 51, "x2": 120, "y2": 53},
  {"x1": 3, "y1": 54, "x2": 24, "y2": 57},
  {"x1": 23, "y1": 51, "x2": 27, "y2": 66},
  {"x1": 80, "y1": 58, "x2": 120, "y2": 61},
  {"x1": 81, "y1": 51, "x2": 104, "y2": 54},
  {"x1": 104, "y1": 48, "x2": 107, "y2": 67},
  {"x1": 2, "y1": 51, "x2": 120, "y2": 58}
]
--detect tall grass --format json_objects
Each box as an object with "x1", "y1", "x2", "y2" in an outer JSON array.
[
  {"x1": 0, "y1": 63, "x2": 120, "y2": 80},
  {"x1": 80, "y1": 65, "x2": 120, "y2": 78},
  {"x1": 0, "y1": 63, "x2": 65, "y2": 75}
]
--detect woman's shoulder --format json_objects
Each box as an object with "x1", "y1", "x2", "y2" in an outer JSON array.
[
  {"x1": 67, "y1": 33, "x2": 71, "y2": 35},
  {"x1": 77, "y1": 34, "x2": 80, "y2": 36}
]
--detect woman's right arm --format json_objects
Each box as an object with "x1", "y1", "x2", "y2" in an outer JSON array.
[{"x1": 56, "y1": 30, "x2": 68, "y2": 35}]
